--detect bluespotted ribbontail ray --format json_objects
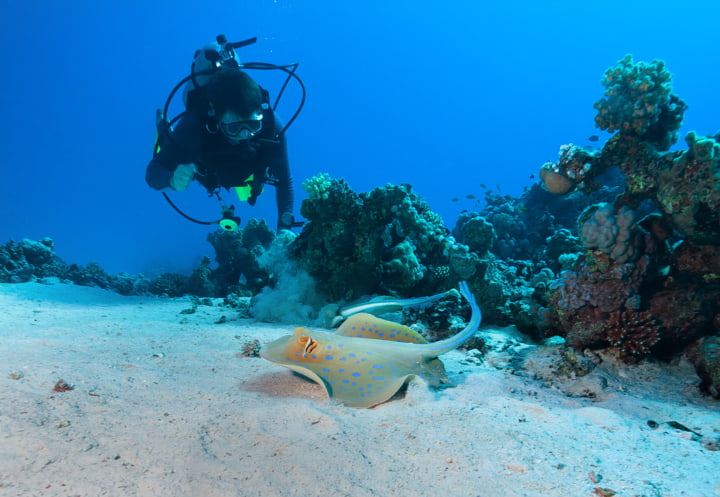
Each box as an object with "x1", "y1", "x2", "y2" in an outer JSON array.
[{"x1": 259, "y1": 281, "x2": 481, "y2": 408}]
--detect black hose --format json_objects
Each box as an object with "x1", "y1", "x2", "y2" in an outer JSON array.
[
  {"x1": 240, "y1": 62, "x2": 306, "y2": 137},
  {"x1": 162, "y1": 192, "x2": 220, "y2": 226}
]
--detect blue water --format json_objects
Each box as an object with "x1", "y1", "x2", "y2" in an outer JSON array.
[{"x1": 2, "y1": 1, "x2": 718, "y2": 275}]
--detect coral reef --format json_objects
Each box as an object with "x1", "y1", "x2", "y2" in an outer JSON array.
[
  {"x1": 539, "y1": 59, "x2": 719, "y2": 250},
  {"x1": 687, "y1": 335, "x2": 720, "y2": 398},
  {"x1": 656, "y1": 131, "x2": 720, "y2": 245},
  {"x1": 459, "y1": 216, "x2": 496, "y2": 256},
  {"x1": 539, "y1": 144, "x2": 599, "y2": 195},
  {"x1": 402, "y1": 287, "x2": 469, "y2": 342},
  {"x1": 593, "y1": 54, "x2": 687, "y2": 151},
  {"x1": 291, "y1": 176, "x2": 563, "y2": 326},
  {"x1": 536, "y1": 55, "x2": 719, "y2": 364},
  {"x1": 1, "y1": 238, "x2": 65, "y2": 282},
  {"x1": 205, "y1": 218, "x2": 276, "y2": 296},
  {"x1": 291, "y1": 177, "x2": 457, "y2": 300},
  {"x1": 0, "y1": 220, "x2": 280, "y2": 299},
  {"x1": 2, "y1": 53, "x2": 718, "y2": 398},
  {"x1": 148, "y1": 272, "x2": 191, "y2": 297},
  {"x1": 579, "y1": 203, "x2": 643, "y2": 264},
  {"x1": 0, "y1": 238, "x2": 151, "y2": 296}
]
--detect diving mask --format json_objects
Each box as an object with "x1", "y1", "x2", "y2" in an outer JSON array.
[{"x1": 219, "y1": 114, "x2": 263, "y2": 140}]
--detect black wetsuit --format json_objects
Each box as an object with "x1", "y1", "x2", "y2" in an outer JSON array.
[{"x1": 145, "y1": 108, "x2": 294, "y2": 230}]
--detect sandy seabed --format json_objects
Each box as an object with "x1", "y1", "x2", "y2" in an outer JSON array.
[{"x1": 0, "y1": 281, "x2": 718, "y2": 497}]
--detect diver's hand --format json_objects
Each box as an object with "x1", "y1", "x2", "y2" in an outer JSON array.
[{"x1": 169, "y1": 164, "x2": 197, "y2": 191}]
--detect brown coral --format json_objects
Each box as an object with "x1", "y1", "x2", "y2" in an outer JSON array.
[
  {"x1": 605, "y1": 309, "x2": 660, "y2": 361},
  {"x1": 686, "y1": 335, "x2": 720, "y2": 397},
  {"x1": 540, "y1": 166, "x2": 575, "y2": 194},
  {"x1": 673, "y1": 242, "x2": 720, "y2": 284},
  {"x1": 539, "y1": 144, "x2": 599, "y2": 195},
  {"x1": 53, "y1": 379, "x2": 74, "y2": 392}
]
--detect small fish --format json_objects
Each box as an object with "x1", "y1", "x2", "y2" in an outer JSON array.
[
  {"x1": 529, "y1": 173, "x2": 535, "y2": 179},
  {"x1": 466, "y1": 194, "x2": 476, "y2": 200},
  {"x1": 496, "y1": 184, "x2": 501, "y2": 191},
  {"x1": 451, "y1": 197, "x2": 459, "y2": 202},
  {"x1": 479, "y1": 183, "x2": 487, "y2": 189},
  {"x1": 588, "y1": 135, "x2": 599, "y2": 142},
  {"x1": 657, "y1": 265, "x2": 671, "y2": 277},
  {"x1": 666, "y1": 421, "x2": 702, "y2": 437},
  {"x1": 260, "y1": 282, "x2": 482, "y2": 408}
]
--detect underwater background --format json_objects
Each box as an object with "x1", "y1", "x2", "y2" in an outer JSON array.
[
  {"x1": 1, "y1": 0, "x2": 718, "y2": 275},
  {"x1": 2, "y1": 5, "x2": 720, "y2": 492}
]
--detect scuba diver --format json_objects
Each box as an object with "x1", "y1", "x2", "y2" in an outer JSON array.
[{"x1": 146, "y1": 35, "x2": 304, "y2": 232}]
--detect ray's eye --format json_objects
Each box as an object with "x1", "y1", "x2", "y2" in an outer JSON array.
[{"x1": 298, "y1": 336, "x2": 318, "y2": 356}]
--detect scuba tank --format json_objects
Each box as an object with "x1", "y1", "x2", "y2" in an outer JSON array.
[{"x1": 182, "y1": 34, "x2": 243, "y2": 109}]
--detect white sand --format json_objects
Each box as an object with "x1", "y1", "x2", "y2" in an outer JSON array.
[{"x1": 1, "y1": 281, "x2": 719, "y2": 497}]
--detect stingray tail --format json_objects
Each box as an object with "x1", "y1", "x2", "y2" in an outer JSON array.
[{"x1": 423, "y1": 281, "x2": 482, "y2": 355}]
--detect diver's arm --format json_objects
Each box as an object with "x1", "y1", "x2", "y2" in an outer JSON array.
[
  {"x1": 270, "y1": 135, "x2": 295, "y2": 229},
  {"x1": 267, "y1": 125, "x2": 294, "y2": 229},
  {"x1": 145, "y1": 114, "x2": 202, "y2": 190}
]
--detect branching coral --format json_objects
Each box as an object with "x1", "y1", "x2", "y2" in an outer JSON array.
[{"x1": 302, "y1": 172, "x2": 333, "y2": 200}]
